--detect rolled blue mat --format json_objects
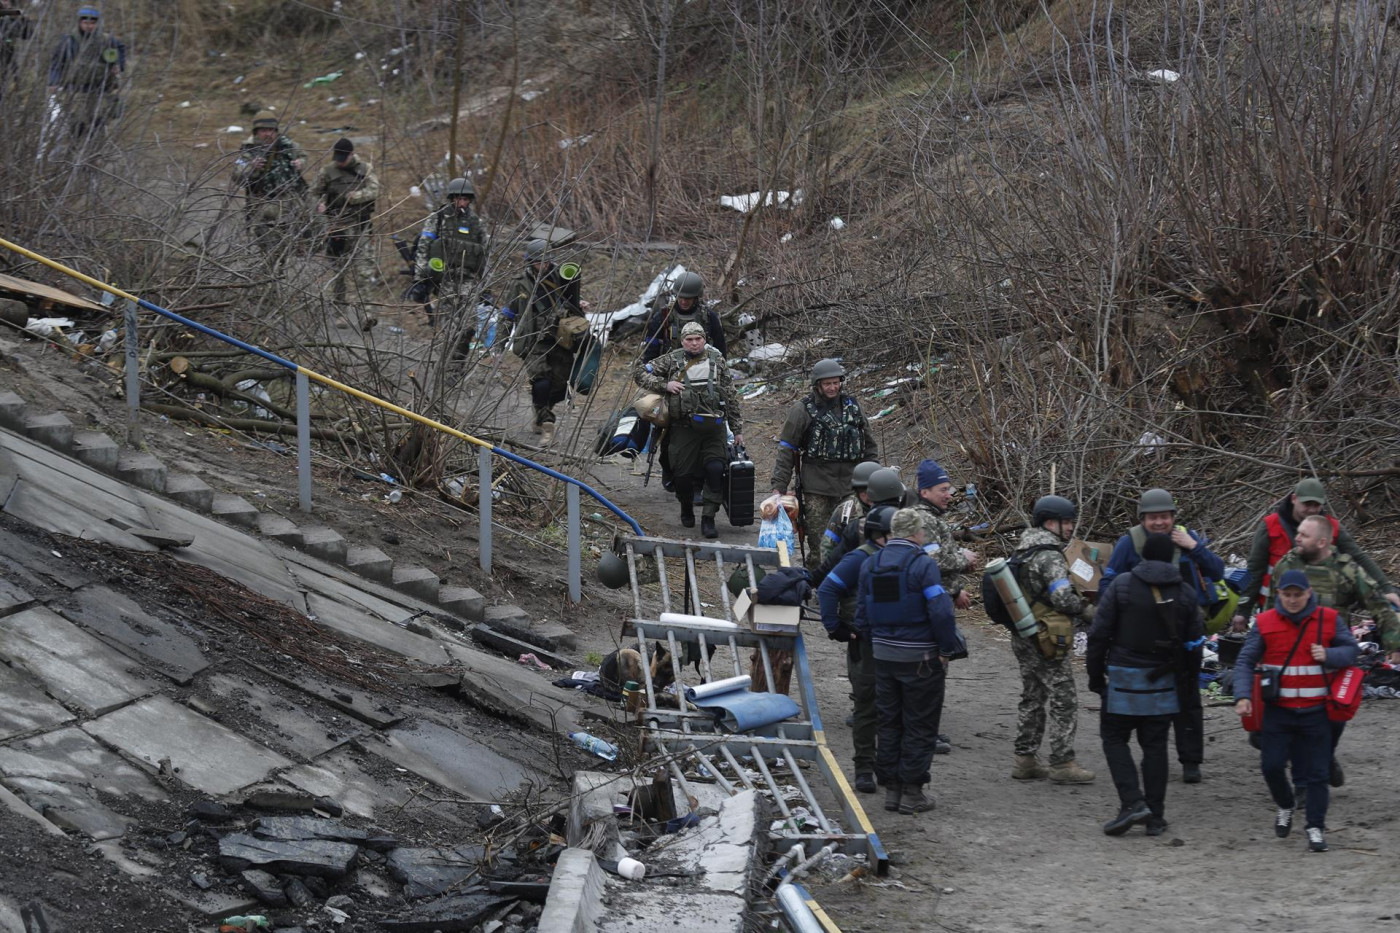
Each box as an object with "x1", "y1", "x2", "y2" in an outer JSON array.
[{"x1": 688, "y1": 687, "x2": 801, "y2": 733}]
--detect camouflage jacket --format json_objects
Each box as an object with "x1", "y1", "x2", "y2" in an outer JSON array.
[
  {"x1": 312, "y1": 156, "x2": 380, "y2": 222},
  {"x1": 915, "y1": 501, "x2": 973, "y2": 597},
  {"x1": 1014, "y1": 527, "x2": 1089, "y2": 619},
  {"x1": 819, "y1": 493, "x2": 868, "y2": 563},
  {"x1": 1272, "y1": 550, "x2": 1400, "y2": 650},
  {"x1": 635, "y1": 346, "x2": 743, "y2": 434},
  {"x1": 234, "y1": 135, "x2": 308, "y2": 199}
]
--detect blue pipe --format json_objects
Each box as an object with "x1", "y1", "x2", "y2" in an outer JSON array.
[
  {"x1": 490, "y1": 445, "x2": 643, "y2": 535},
  {"x1": 136, "y1": 298, "x2": 298, "y2": 370}
]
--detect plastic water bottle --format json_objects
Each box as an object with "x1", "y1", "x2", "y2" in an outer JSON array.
[
  {"x1": 965, "y1": 483, "x2": 977, "y2": 501},
  {"x1": 569, "y1": 731, "x2": 618, "y2": 761}
]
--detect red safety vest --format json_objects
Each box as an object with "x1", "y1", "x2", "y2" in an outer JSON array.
[
  {"x1": 1258, "y1": 512, "x2": 1340, "y2": 607},
  {"x1": 1255, "y1": 606, "x2": 1337, "y2": 709}
]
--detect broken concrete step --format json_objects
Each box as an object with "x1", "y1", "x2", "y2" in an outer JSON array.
[
  {"x1": 297, "y1": 526, "x2": 347, "y2": 563},
  {"x1": 251, "y1": 815, "x2": 394, "y2": 849},
  {"x1": 114, "y1": 450, "x2": 167, "y2": 493},
  {"x1": 72, "y1": 430, "x2": 119, "y2": 471},
  {"x1": 212, "y1": 493, "x2": 260, "y2": 529},
  {"x1": 240, "y1": 868, "x2": 288, "y2": 906},
  {"x1": 386, "y1": 845, "x2": 490, "y2": 899},
  {"x1": 378, "y1": 892, "x2": 516, "y2": 933},
  {"x1": 345, "y1": 546, "x2": 393, "y2": 584},
  {"x1": 258, "y1": 513, "x2": 304, "y2": 546},
  {"x1": 218, "y1": 833, "x2": 358, "y2": 878},
  {"x1": 0, "y1": 391, "x2": 27, "y2": 430},
  {"x1": 483, "y1": 605, "x2": 577, "y2": 652},
  {"x1": 23, "y1": 412, "x2": 74, "y2": 450},
  {"x1": 392, "y1": 564, "x2": 439, "y2": 602},
  {"x1": 438, "y1": 585, "x2": 485, "y2": 622},
  {"x1": 165, "y1": 472, "x2": 214, "y2": 511}
]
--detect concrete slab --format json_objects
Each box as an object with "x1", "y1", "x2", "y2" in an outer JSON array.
[
  {"x1": 286, "y1": 557, "x2": 424, "y2": 625},
  {"x1": 305, "y1": 591, "x2": 451, "y2": 664},
  {"x1": 5, "y1": 478, "x2": 156, "y2": 552},
  {"x1": 22, "y1": 412, "x2": 74, "y2": 450},
  {"x1": 0, "y1": 662, "x2": 74, "y2": 740},
  {"x1": 0, "y1": 528, "x2": 95, "y2": 591},
  {"x1": 83, "y1": 696, "x2": 293, "y2": 796},
  {"x1": 163, "y1": 887, "x2": 262, "y2": 919},
  {"x1": 0, "y1": 429, "x2": 153, "y2": 529},
  {"x1": 279, "y1": 750, "x2": 402, "y2": 820},
  {"x1": 484, "y1": 605, "x2": 577, "y2": 652},
  {"x1": 0, "y1": 606, "x2": 152, "y2": 715},
  {"x1": 258, "y1": 513, "x2": 304, "y2": 546},
  {"x1": 538, "y1": 849, "x2": 606, "y2": 933},
  {"x1": 0, "y1": 783, "x2": 65, "y2": 837},
  {"x1": 164, "y1": 472, "x2": 214, "y2": 511},
  {"x1": 441, "y1": 641, "x2": 613, "y2": 737},
  {"x1": 138, "y1": 493, "x2": 305, "y2": 611},
  {"x1": 59, "y1": 584, "x2": 209, "y2": 684},
  {"x1": 0, "y1": 575, "x2": 34, "y2": 616},
  {"x1": 211, "y1": 493, "x2": 260, "y2": 528},
  {"x1": 2, "y1": 775, "x2": 133, "y2": 840},
  {"x1": 245, "y1": 662, "x2": 403, "y2": 729},
  {"x1": 392, "y1": 564, "x2": 439, "y2": 602},
  {"x1": 204, "y1": 671, "x2": 366, "y2": 760},
  {"x1": 439, "y1": 586, "x2": 485, "y2": 622},
  {"x1": 114, "y1": 449, "x2": 167, "y2": 492},
  {"x1": 72, "y1": 430, "x2": 119, "y2": 471},
  {"x1": 0, "y1": 727, "x2": 169, "y2": 802},
  {"x1": 361, "y1": 720, "x2": 540, "y2": 801},
  {"x1": 298, "y1": 526, "x2": 346, "y2": 563},
  {"x1": 345, "y1": 546, "x2": 393, "y2": 583}
]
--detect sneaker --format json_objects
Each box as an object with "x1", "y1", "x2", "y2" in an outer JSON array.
[
  {"x1": 1182, "y1": 763, "x2": 1202, "y2": 784},
  {"x1": 1306, "y1": 826, "x2": 1327, "y2": 852},
  {"x1": 1329, "y1": 758, "x2": 1345, "y2": 788},
  {"x1": 1145, "y1": 816, "x2": 1168, "y2": 837},
  {"x1": 934, "y1": 734, "x2": 952, "y2": 755},
  {"x1": 1274, "y1": 806, "x2": 1293, "y2": 838},
  {"x1": 884, "y1": 785, "x2": 901, "y2": 812},
  {"x1": 854, "y1": 772, "x2": 877, "y2": 794},
  {"x1": 898, "y1": 785, "x2": 935, "y2": 814},
  {"x1": 701, "y1": 515, "x2": 718, "y2": 539},
  {"x1": 1102, "y1": 800, "x2": 1152, "y2": 836},
  {"x1": 1048, "y1": 760, "x2": 1095, "y2": 784}
]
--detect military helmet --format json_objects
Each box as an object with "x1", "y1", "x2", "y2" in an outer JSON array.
[
  {"x1": 810, "y1": 358, "x2": 846, "y2": 385},
  {"x1": 851, "y1": 460, "x2": 882, "y2": 490},
  {"x1": 596, "y1": 551, "x2": 630, "y2": 589},
  {"x1": 1137, "y1": 488, "x2": 1176, "y2": 515},
  {"x1": 866, "y1": 468, "x2": 905, "y2": 506},
  {"x1": 675, "y1": 271, "x2": 704, "y2": 300},
  {"x1": 251, "y1": 111, "x2": 278, "y2": 131},
  {"x1": 524, "y1": 238, "x2": 549, "y2": 260},
  {"x1": 863, "y1": 504, "x2": 897, "y2": 540},
  {"x1": 445, "y1": 176, "x2": 475, "y2": 198},
  {"x1": 78, "y1": 6, "x2": 100, "y2": 18},
  {"x1": 1032, "y1": 495, "x2": 1077, "y2": 527}
]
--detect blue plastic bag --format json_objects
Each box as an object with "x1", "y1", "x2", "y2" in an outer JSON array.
[{"x1": 757, "y1": 501, "x2": 797, "y2": 552}]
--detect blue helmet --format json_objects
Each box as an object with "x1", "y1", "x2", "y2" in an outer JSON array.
[{"x1": 78, "y1": 6, "x2": 101, "y2": 18}]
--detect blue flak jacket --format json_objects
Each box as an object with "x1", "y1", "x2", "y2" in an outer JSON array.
[{"x1": 854, "y1": 539, "x2": 958, "y2": 656}]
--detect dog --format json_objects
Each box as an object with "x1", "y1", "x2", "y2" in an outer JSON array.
[{"x1": 599, "y1": 643, "x2": 675, "y2": 696}]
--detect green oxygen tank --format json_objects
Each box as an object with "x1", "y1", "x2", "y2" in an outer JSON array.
[{"x1": 986, "y1": 557, "x2": 1038, "y2": 639}]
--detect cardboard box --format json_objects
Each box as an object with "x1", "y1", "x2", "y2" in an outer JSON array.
[
  {"x1": 1062, "y1": 539, "x2": 1112, "y2": 594},
  {"x1": 732, "y1": 588, "x2": 800, "y2": 633}
]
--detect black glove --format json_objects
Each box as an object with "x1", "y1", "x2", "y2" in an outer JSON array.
[
  {"x1": 404, "y1": 280, "x2": 433, "y2": 304},
  {"x1": 827, "y1": 622, "x2": 854, "y2": 642},
  {"x1": 1088, "y1": 681, "x2": 1106, "y2": 696}
]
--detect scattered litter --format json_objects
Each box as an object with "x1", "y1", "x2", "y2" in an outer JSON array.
[
  {"x1": 558, "y1": 134, "x2": 594, "y2": 149},
  {"x1": 719, "y1": 189, "x2": 803, "y2": 213},
  {"x1": 520, "y1": 89, "x2": 543, "y2": 101},
  {"x1": 233, "y1": 379, "x2": 274, "y2": 419},
  {"x1": 178, "y1": 100, "x2": 191, "y2": 108},
  {"x1": 354, "y1": 51, "x2": 366, "y2": 60},
  {"x1": 569, "y1": 731, "x2": 618, "y2": 761},
  {"x1": 24, "y1": 317, "x2": 75, "y2": 338},
  {"x1": 233, "y1": 75, "x2": 244, "y2": 85},
  {"x1": 869, "y1": 404, "x2": 898, "y2": 421},
  {"x1": 585, "y1": 265, "x2": 691, "y2": 343},
  {"x1": 770, "y1": 807, "x2": 821, "y2": 834},
  {"x1": 1135, "y1": 431, "x2": 1166, "y2": 456},
  {"x1": 303, "y1": 71, "x2": 344, "y2": 87},
  {"x1": 517, "y1": 653, "x2": 552, "y2": 671},
  {"x1": 828, "y1": 216, "x2": 845, "y2": 230},
  {"x1": 225, "y1": 125, "x2": 244, "y2": 134},
  {"x1": 738, "y1": 312, "x2": 757, "y2": 327},
  {"x1": 741, "y1": 384, "x2": 768, "y2": 400},
  {"x1": 1146, "y1": 68, "x2": 1181, "y2": 83},
  {"x1": 779, "y1": 232, "x2": 793, "y2": 243},
  {"x1": 617, "y1": 857, "x2": 646, "y2": 880},
  {"x1": 748, "y1": 343, "x2": 789, "y2": 362}
]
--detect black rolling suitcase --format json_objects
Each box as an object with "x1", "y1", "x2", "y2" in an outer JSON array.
[{"x1": 723, "y1": 443, "x2": 755, "y2": 526}]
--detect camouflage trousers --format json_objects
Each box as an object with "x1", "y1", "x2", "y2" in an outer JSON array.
[
  {"x1": 800, "y1": 493, "x2": 844, "y2": 569},
  {"x1": 1011, "y1": 635, "x2": 1079, "y2": 766},
  {"x1": 328, "y1": 232, "x2": 378, "y2": 305}
]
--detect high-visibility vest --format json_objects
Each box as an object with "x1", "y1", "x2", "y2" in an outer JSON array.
[
  {"x1": 1255, "y1": 606, "x2": 1337, "y2": 709},
  {"x1": 1259, "y1": 513, "x2": 1339, "y2": 606}
]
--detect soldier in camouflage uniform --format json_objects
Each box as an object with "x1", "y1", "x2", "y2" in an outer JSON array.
[
  {"x1": 408, "y1": 176, "x2": 486, "y2": 363},
  {"x1": 506, "y1": 239, "x2": 586, "y2": 447},
  {"x1": 635, "y1": 322, "x2": 743, "y2": 538},
  {"x1": 1009, "y1": 495, "x2": 1095, "y2": 784},
  {"x1": 313, "y1": 138, "x2": 381, "y2": 326},
  {"x1": 1270, "y1": 514, "x2": 1400, "y2": 788},
  {"x1": 817, "y1": 461, "x2": 882, "y2": 564},
  {"x1": 233, "y1": 113, "x2": 308, "y2": 267},
  {"x1": 770, "y1": 359, "x2": 879, "y2": 568},
  {"x1": 47, "y1": 6, "x2": 125, "y2": 142},
  {"x1": 912, "y1": 459, "x2": 980, "y2": 609}
]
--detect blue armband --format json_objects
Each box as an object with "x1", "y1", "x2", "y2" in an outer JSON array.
[
  {"x1": 779, "y1": 440, "x2": 797, "y2": 451},
  {"x1": 421, "y1": 230, "x2": 438, "y2": 240},
  {"x1": 829, "y1": 573, "x2": 850, "y2": 593},
  {"x1": 645, "y1": 336, "x2": 661, "y2": 346},
  {"x1": 1184, "y1": 636, "x2": 1205, "y2": 651},
  {"x1": 922, "y1": 584, "x2": 946, "y2": 600},
  {"x1": 644, "y1": 363, "x2": 654, "y2": 373},
  {"x1": 1048, "y1": 578, "x2": 1071, "y2": 594},
  {"x1": 824, "y1": 528, "x2": 841, "y2": 543}
]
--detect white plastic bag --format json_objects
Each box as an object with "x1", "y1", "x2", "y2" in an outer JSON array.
[{"x1": 758, "y1": 501, "x2": 797, "y2": 552}]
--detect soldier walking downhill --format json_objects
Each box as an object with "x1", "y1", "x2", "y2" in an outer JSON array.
[
  {"x1": 506, "y1": 239, "x2": 587, "y2": 446},
  {"x1": 47, "y1": 6, "x2": 125, "y2": 142},
  {"x1": 1008, "y1": 495, "x2": 1095, "y2": 784},
  {"x1": 313, "y1": 138, "x2": 381, "y2": 328},
  {"x1": 408, "y1": 176, "x2": 487, "y2": 364},
  {"x1": 232, "y1": 112, "x2": 308, "y2": 267},
  {"x1": 770, "y1": 359, "x2": 879, "y2": 568}
]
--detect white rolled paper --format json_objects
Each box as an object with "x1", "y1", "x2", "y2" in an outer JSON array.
[
  {"x1": 658, "y1": 612, "x2": 739, "y2": 631},
  {"x1": 686, "y1": 675, "x2": 752, "y2": 702}
]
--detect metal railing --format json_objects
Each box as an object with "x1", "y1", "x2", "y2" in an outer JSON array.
[{"x1": 0, "y1": 236, "x2": 642, "y2": 602}]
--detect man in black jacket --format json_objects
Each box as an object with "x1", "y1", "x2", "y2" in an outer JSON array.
[{"x1": 1087, "y1": 533, "x2": 1205, "y2": 837}]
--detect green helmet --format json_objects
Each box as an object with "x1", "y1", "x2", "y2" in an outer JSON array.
[
  {"x1": 863, "y1": 505, "x2": 897, "y2": 539},
  {"x1": 596, "y1": 551, "x2": 630, "y2": 589},
  {"x1": 851, "y1": 461, "x2": 881, "y2": 490},
  {"x1": 810, "y1": 358, "x2": 846, "y2": 385},
  {"x1": 866, "y1": 468, "x2": 905, "y2": 506},
  {"x1": 1137, "y1": 488, "x2": 1176, "y2": 515},
  {"x1": 1032, "y1": 495, "x2": 1077, "y2": 527},
  {"x1": 524, "y1": 238, "x2": 548, "y2": 260},
  {"x1": 675, "y1": 271, "x2": 704, "y2": 300},
  {"x1": 446, "y1": 176, "x2": 475, "y2": 198}
]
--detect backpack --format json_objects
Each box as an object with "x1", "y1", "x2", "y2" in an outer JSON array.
[
  {"x1": 595, "y1": 407, "x2": 650, "y2": 457},
  {"x1": 981, "y1": 544, "x2": 1060, "y2": 631}
]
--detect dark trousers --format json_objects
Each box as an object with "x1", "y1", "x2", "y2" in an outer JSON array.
[
  {"x1": 874, "y1": 657, "x2": 945, "y2": 787},
  {"x1": 848, "y1": 637, "x2": 877, "y2": 774},
  {"x1": 1173, "y1": 669, "x2": 1204, "y2": 764},
  {"x1": 1260, "y1": 704, "x2": 1331, "y2": 830},
  {"x1": 1100, "y1": 712, "x2": 1172, "y2": 818}
]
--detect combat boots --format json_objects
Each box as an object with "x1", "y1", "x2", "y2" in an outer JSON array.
[
  {"x1": 883, "y1": 784, "x2": 901, "y2": 812},
  {"x1": 898, "y1": 785, "x2": 935, "y2": 815},
  {"x1": 1011, "y1": 754, "x2": 1049, "y2": 780},
  {"x1": 1048, "y1": 760, "x2": 1096, "y2": 784},
  {"x1": 539, "y1": 423, "x2": 556, "y2": 446}
]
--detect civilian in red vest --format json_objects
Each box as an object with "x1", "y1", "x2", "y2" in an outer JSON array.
[
  {"x1": 1233, "y1": 570, "x2": 1358, "y2": 853},
  {"x1": 1232, "y1": 478, "x2": 1398, "y2": 630}
]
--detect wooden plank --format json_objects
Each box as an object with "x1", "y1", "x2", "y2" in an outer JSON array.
[{"x1": 0, "y1": 273, "x2": 110, "y2": 314}]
